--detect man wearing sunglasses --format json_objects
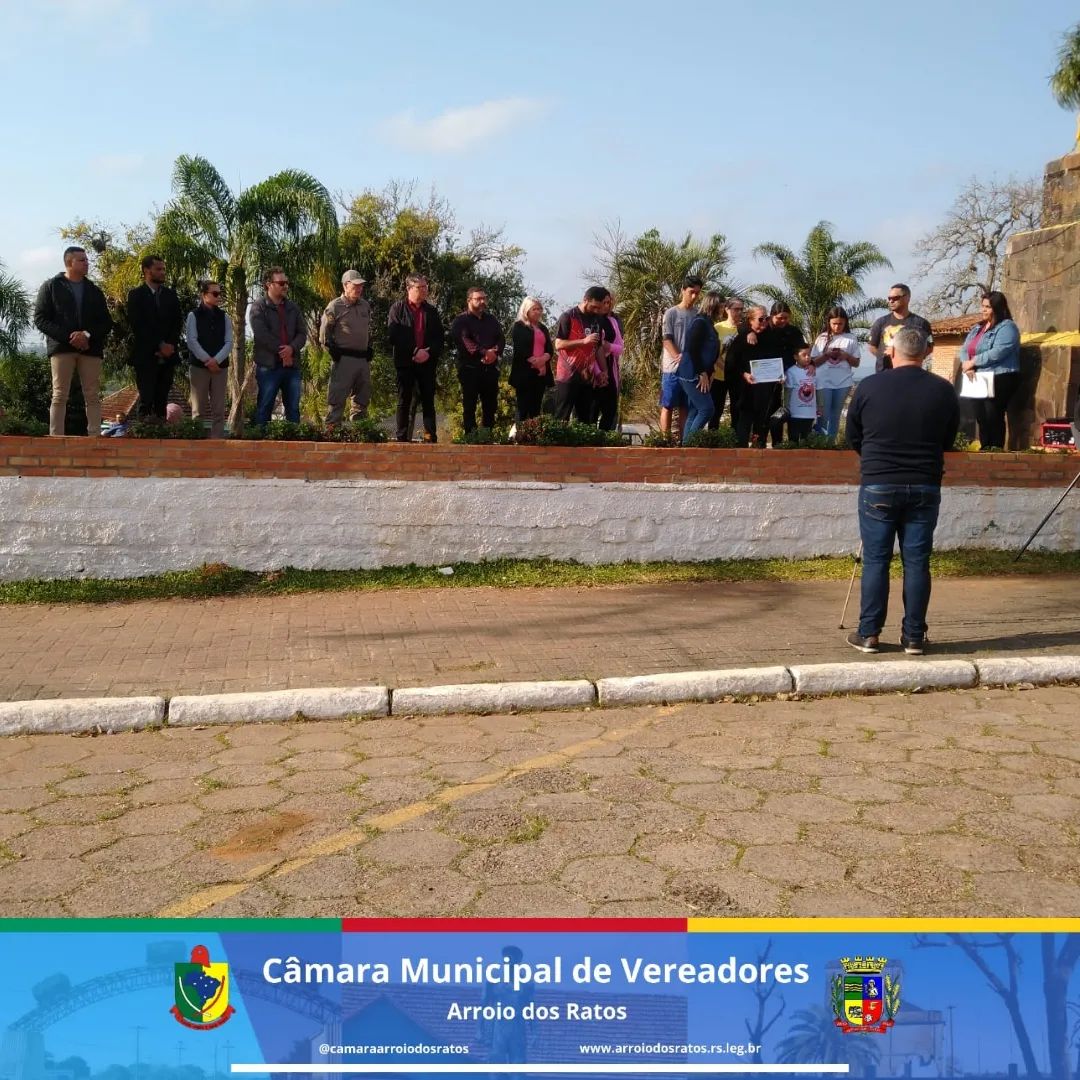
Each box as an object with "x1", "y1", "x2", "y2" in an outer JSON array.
[
  {"x1": 250, "y1": 266, "x2": 307, "y2": 425},
  {"x1": 869, "y1": 284, "x2": 933, "y2": 373}
]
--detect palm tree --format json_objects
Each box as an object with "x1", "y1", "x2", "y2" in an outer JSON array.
[
  {"x1": 1050, "y1": 22, "x2": 1080, "y2": 147},
  {"x1": 154, "y1": 155, "x2": 338, "y2": 431},
  {"x1": 774, "y1": 1005, "x2": 881, "y2": 1075},
  {"x1": 753, "y1": 221, "x2": 891, "y2": 340},
  {"x1": 0, "y1": 259, "x2": 31, "y2": 360},
  {"x1": 598, "y1": 226, "x2": 736, "y2": 387}
]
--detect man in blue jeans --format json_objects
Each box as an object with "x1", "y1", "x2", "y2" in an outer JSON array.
[
  {"x1": 845, "y1": 327, "x2": 959, "y2": 655},
  {"x1": 250, "y1": 266, "x2": 307, "y2": 425}
]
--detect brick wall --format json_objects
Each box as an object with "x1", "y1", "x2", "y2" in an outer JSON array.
[{"x1": 1, "y1": 436, "x2": 1076, "y2": 488}]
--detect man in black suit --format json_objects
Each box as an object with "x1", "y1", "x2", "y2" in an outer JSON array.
[{"x1": 127, "y1": 254, "x2": 183, "y2": 420}]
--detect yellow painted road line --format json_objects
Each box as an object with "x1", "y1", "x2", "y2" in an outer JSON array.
[{"x1": 158, "y1": 711, "x2": 662, "y2": 918}]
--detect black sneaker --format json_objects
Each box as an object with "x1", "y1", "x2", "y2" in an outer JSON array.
[
  {"x1": 846, "y1": 631, "x2": 880, "y2": 654},
  {"x1": 900, "y1": 634, "x2": 926, "y2": 655}
]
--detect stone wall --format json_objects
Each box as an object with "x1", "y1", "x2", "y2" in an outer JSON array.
[
  {"x1": 1001, "y1": 150, "x2": 1080, "y2": 443},
  {"x1": 0, "y1": 439, "x2": 1077, "y2": 581}
]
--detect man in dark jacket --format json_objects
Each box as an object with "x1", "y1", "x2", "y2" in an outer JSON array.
[
  {"x1": 127, "y1": 254, "x2": 183, "y2": 420},
  {"x1": 249, "y1": 266, "x2": 307, "y2": 425},
  {"x1": 451, "y1": 286, "x2": 505, "y2": 434},
  {"x1": 387, "y1": 274, "x2": 445, "y2": 442},
  {"x1": 33, "y1": 246, "x2": 114, "y2": 436},
  {"x1": 845, "y1": 327, "x2": 959, "y2": 656}
]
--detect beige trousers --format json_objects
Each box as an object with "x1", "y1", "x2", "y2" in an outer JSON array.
[
  {"x1": 189, "y1": 364, "x2": 228, "y2": 438},
  {"x1": 50, "y1": 351, "x2": 102, "y2": 436}
]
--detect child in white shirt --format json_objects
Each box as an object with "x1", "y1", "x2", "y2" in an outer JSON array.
[{"x1": 776, "y1": 346, "x2": 817, "y2": 444}]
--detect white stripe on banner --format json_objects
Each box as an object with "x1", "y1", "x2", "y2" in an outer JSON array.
[{"x1": 232, "y1": 1066, "x2": 849, "y2": 1075}]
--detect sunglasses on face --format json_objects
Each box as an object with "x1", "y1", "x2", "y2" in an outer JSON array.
[
  {"x1": 887, "y1": 296, "x2": 904, "y2": 302},
  {"x1": 207, "y1": 290, "x2": 222, "y2": 297},
  {"x1": 272, "y1": 280, "x2": 290, "y2": 287}
]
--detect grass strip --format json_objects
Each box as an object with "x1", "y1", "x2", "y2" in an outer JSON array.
[{"x1": 1, "y1": 550, "x2": 1078, "y2": 607}]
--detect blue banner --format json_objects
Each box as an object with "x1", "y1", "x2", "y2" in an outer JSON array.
[{"x1": 2, "y1": 923, "x2": 1078, "y2": 1079}]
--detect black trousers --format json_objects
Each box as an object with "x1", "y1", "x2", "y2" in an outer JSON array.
[
  {"x1": 458, "y1": 363, "x2": 500, "y2": 432},
  {"x1": 395, "y1": 362, "x2": 437, "y2": 441},
  {"x1": 134, "y1": 360, "x2": 175, "y2": 420},
  {"x1": 769, "y1": 415, "x2": 814, "y2": 445},
  {"x1": 553, "y1": 373, "x2": 594, "y2": 422},
  {"x1": 707, "y1": 378, "x2": 728, "y2": 429},
  {"x1": 971, "y1": 371, "x2": 1020, "y2": 449},
  {"x1": 514, "y1": 380, "x2": 547, "y2": 421},
  {"x1": 736, "y1": 383, "x2": 781, "y2": 447},
  {"x1": 592, "y1": 359, "x2": 619, "y2": 430}
]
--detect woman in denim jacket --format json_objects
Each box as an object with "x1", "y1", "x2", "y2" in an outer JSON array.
[{"x1": 959, "y1": 291, "x2": 1021, "y2": 449}]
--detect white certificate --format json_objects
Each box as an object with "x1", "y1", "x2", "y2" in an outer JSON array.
[
  {"x1": 959, "y1": 371, "x2": 995, "y2": 399},
  {"x1": 750, "y1": 357, "x2": 784, "y2": 383}
]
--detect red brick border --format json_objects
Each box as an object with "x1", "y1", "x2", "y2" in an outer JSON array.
[{"x1": 0, "y1": 436, "x2": 1075, "y2": 488}]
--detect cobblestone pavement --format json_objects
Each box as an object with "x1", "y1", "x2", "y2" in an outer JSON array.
[
  {"x1": 2, "y1": 576, "x2": 1079, "y2": 701},
  {"x1": 1, "y1": 684, "x2": 1077, "y2": 918}
]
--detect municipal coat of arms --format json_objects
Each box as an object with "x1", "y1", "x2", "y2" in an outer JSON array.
[
  {"x1": 831, "y1": 956, "x2": 900, "y2": 1034},
  {"x1": 170, "y1": 944, "x2": 236, "y2": 1030}
]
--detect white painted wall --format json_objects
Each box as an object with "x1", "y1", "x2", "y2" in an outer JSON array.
[{"x1": 0, "y1": 477, "x2": 1076, "y2": 580}]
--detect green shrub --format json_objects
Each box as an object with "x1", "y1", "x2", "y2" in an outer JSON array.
[
  {"x1": 127, "y1": 417, "x2": 207, "y2": 440},
  {"x1": 642, "y1": 430, "x2": 677, "y2": 448},
  {"x1": 513, "y1": 415, "x2": 620, "y2": 447},
  {"x1": 327, "y1": 417, "x2": 389, "y2": 444},
  {"x1": 453, "y1": 425, "x2": 500, "y2": 445},
  {"x1": 774, "y1": 433, "x2": 842, "y2": 450},
  {"x1": 244, "y1": 419, "x2": 324, "y2": 442},
  {"x1": 0, "y1": 414, "x2": 48, "y2": 437},
  {"x1": 684, "y1": 425, "x2": 738, "y2": 449}
]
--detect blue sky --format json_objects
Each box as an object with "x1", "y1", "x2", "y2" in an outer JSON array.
[{"x1": 1, "y1": 0, "x2": 1078, "y2": 315}]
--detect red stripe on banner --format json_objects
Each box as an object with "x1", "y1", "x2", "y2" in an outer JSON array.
[{"x1": 341, "y1": 918, "x2": 687, "y2": 933}]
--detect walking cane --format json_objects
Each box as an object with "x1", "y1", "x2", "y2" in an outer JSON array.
[
  {"x1": 1014, "y1": 469, "x2": 1080, "y2": 562},
  {"x1": 838, "y1": 542, "x2": 863, "y2": 629}
]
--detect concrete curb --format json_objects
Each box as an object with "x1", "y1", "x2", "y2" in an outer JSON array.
[
  {"x1": 392, "y1": 679, "x2": 596, "y2": 717},
  {"x1": 975, "y1": 655, "x2": 1080, "y2": 686},
  {"x1": 168, "y1": 686, "x2": 389, "y2": 727},
  {"x1": 1, "y1": 655, "x2": 1078, "y2": 735},
  {"x1": 0, "y1": 696, "x2": 165, "y2": 737},
  {"x1": 597, "y1": 667, "x2": 792, "y2": 707},
  {"x1": 790, "y1": 659, "x2": 978, "y2": 695}
]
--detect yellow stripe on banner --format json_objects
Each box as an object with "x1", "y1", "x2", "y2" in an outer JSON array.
[
  {"x1": 688, "y1": 918, "x2": 1080, "y2": 933},
  {"x1": 1021, "y1": 331, "x2": 1080, "y2": 347}
]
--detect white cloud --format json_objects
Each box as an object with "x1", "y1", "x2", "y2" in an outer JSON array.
[
  {"x1": 89, "y1": 152, "x2": 147, "y2": 177},
  {"x1": 378, "y1": 98, "x2": 550, "y2": 155}
]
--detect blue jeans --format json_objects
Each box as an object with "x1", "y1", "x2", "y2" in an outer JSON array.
[
  {"x1": 679, "y1": 377, "x2": 715, "y2": 442},
  {"x1": 857, "y1": 484, "x2": 941, "y2": 640},
  {"x1": 255, "y1": 365, "x2": 301, "y2": 425},
  {"x1": 818, "y1": 386, "x2": 850, "y2": 440}
]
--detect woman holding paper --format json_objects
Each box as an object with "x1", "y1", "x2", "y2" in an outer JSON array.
[
  {"x1": 960, "y1": 291, "x2": 1021, "y2": 449},
  {"x1": 727, "y1": 306, "x2": 783, "y2": 447},
  {"x1": 810, "y1": 306, "x2": 861, "y2": 441}
]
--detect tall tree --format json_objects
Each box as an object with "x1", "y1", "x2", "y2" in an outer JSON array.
[
  {"x1": 594, "y1": 225, "x2": 735, "y2": 388},
  {"x1": 1043, "y1": 934, "x2": 1080, "y2": 1080},
  {"x1": 1050, "y1": 22, "x2": 1080, "y2": 147},
  {"x1": 753, "y1": 221, "x2": 890, "y2": 339},
  {"x1": 154, "y1": 155, "x2": 338, "y2": 431},
  {"x1": 774, "y1": 1005, "x2": 881, "y2": 1073},
  {"x1": 0, "y1": 258, "x2": 31, "y2": 360},
  {"x1": 914, "y1": 177, "x2": 1041, "y2": 315}
]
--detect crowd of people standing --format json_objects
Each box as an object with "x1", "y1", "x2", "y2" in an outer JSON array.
[{"x1": 31, "y1": 246, "x2": 1024, "y2": 450}]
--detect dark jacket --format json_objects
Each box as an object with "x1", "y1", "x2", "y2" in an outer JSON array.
[
  {"x1": 249, "y1": 296, "x2": 307, "y2": 369},
  {"x1": 33, "y1": 273, "x2": 113, "y2": 359},
  {"x1": 680, "y1": 314, "x2": 720, "y2": 378},
  {"x1": 509, "y1": 321, "x2": 555, "y2": 389},
  {"x1": 127, "y1": 282, "x2": 184, "y2": 368},
  {"x1": 771, "y1": 323, "x2": 808, "y2": 370},
  {"x1": 387, "y1": 299, "x2": 445, "y2": 370},
  {"x1": 725, "y1": 326, "x2": 783, "y2": 383},
  {"x1": 451, "y1": 311, "x2": 505, "y2": 371}
]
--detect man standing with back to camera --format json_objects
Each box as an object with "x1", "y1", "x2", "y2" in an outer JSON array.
[{"x1": 845, "y1": 327, "x2": 958, "y2": 656}]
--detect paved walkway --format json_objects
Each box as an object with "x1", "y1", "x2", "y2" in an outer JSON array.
[
  {"x1": 2, "y1": 576, "x2": 1080, "y2": 701},
  {"x1": 2, "y1": 685, "x2": 1078, "y2": 917}
]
